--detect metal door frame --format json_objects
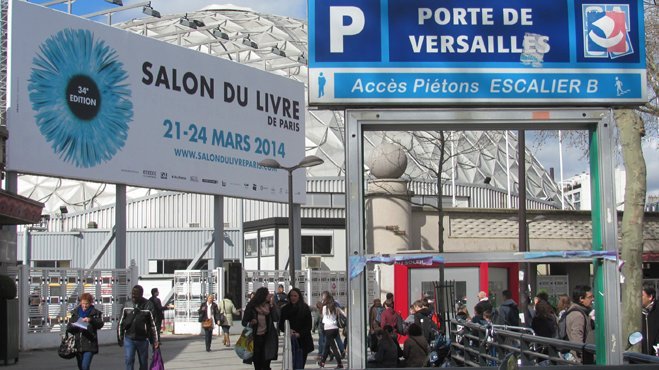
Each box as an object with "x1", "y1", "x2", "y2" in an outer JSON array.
[{"x1": 345, "y1": 108, "x2": 621, "y2": 368}]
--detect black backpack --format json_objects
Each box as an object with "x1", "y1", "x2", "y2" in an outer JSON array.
[
  {"x1": 495, "y1": 304, "x2": 520, "y2": 326},
  {"x1": 415, "y1": 314, "x2": 438, "y2": 343}
]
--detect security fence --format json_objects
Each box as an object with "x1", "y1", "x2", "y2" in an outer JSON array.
[
  {"x1": 11, "y1": 264, "x2": 137, "y2": 350},
  {"x1": 448, "y1": 319, "x2": 659, "y2": 367},
  {"x1": 172, "y1": 268, "x2": 380, "y2": 334}
]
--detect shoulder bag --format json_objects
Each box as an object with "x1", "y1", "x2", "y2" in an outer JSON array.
[{"x1": 58, "y1": 333, "x2": 77, "y2": 359}]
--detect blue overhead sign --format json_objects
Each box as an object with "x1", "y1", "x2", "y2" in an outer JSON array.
[{"x1": 308, "y1": 0, "x2": 647, "y2": 106}]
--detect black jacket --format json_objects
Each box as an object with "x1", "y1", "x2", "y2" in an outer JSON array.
[
  {"x1": 198, "y1": 301, "x2": 222, "y2": 328},
  {"x1": 149, "y1": 296, "x2": 165, "y2": 322},
  {"x1": 67, "y1": 306, "x2": 104, "y2": 354},
  {"x1": 642, "y1": 300, "x2": 659, "y2": 355},
  {"x1": 495, "y1": 299, "x2": 520, "y2": 326},
  {"x1": 242, "y1": 304, "x2": 280, "y2": 361},
  {"x1": 278, "y1": 301, "x2": 314, "y2": 355},
  {"x1": 118, "y1": 297, "x2": 157, "y2": 344}
]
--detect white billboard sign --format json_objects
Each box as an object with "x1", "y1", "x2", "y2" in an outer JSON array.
[{"x1": 7, "y1": 1, "x2": 306, "y2": 203}]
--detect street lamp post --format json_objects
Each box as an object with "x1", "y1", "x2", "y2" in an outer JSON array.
[{"x1": 258, "y1": 155, "x2": 324, "y2": 287}]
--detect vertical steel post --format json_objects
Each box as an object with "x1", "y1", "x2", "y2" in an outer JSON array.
[
  {"x1": 288, "y1": 170, "x2": 296, "y2": 287},
  {"x1": 590, "y1": 112, "x2": 622, "y2": 364},
  {"x1": 115, "y1": 184, "x2": 126, "y2": 269},
  {"x1": 346, "y1": 110, "x2": 367, "y2": 369},
  {"x1": 213, "y1": 195, "x2": 224, "y2": 269},
  {"x1": 517, "y1": 130, "x2": 529, "y2": 319}
]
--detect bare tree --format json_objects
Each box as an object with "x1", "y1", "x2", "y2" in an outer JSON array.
[{"x1": 620, "y1": 0, "x2": 659, "y2": 348}]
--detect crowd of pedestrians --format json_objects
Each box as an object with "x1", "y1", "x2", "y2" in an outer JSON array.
[{"x1": 58, "y1": 281, "x2": 658, "y2": 369}]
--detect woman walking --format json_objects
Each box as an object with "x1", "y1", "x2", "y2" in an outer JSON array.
[
  {"x1": 198, "y1": 294, "x2": 222, "y2": 352},
  {"x1": 219, "y1": 293, "x2": 241, "y2": 347},
  {"x1": 67, "y1": 292, "x2": 104, "y2": 370},
  {"x1": 279, "y1": 287, "x2": 314, "y2": 368},
  {"x1": 242, "y1": 287, "x2": 279, "y2": 370},
  {"x1": 318, "y1": 293, "x2": 344, "y2": 368}
]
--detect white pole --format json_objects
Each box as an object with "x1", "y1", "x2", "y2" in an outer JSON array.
[
  {"x1": 505, "y1": 131, "x2": 511, "y2": 208},
  {"x1": 451, "y1": 132, "x2": 456, "y2": 207},
  {"x1": 559, "y1": 131, "x2": 565, "y2": 210}
]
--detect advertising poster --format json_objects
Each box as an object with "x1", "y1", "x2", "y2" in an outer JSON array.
[{"x1": 8, "y1": 1, "x2": 306, "y2": 203}]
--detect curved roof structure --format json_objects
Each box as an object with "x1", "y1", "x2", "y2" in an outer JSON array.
[{"x1": 16, "y1": 5, "x2": 565, "y2": 213}]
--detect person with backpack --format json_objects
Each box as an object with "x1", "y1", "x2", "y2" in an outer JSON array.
[
  {"x1": 493, "y1": 290, "x2": 520, "y2": 327},
  {"x1": 118, "y1": 285, "x2": 159, "y2": 370},
  {"x1": 641, "y1": 284, "x2": 659, "y2": 355},
  {"x1": 411, "y1": 299, "x2": 438, "y2": 343},
  {"x1": 565, "y1": 285, "x2": 595, "y2": 364}
]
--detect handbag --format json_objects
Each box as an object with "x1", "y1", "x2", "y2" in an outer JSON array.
[
  {"x1": 150, "y1": 348, "x2": 165, "y2": 370},
  {"x1": 58, "y1": 333, "x2": 77, "y2": 359},
  {"x1": 202, "y1": 318, "x2": 213, "y2": 329},
  {"x1": 337, "y1": 312, "x2": 347, "y2": 329},
  {"x1": 235, "y1": 326, "x2": 254, "y2": 360},
  {"x1": 219, "y1": 301, "x2": 229, "y2": 326}
]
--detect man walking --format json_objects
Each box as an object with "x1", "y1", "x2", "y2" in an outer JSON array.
[
  {"x1": 641, "y1": 284, "x2": 659, "y2": 355},
  {"x1": 148, "y1": 288, "x2": 165, "y2": 340},
  {"x1": 118, "y1": 285, "x2": 159, "y2": 370},
  {"x1": 566, "y1": 285, "x2": 594, "y2": 364}
]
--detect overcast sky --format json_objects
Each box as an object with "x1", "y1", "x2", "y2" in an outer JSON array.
[{"x1": 37, "y1": 0, "x2": 659, "y2": 197}]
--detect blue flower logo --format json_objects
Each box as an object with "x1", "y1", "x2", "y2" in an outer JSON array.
[{"x1": 29, "y1": 28, "x2": 133, "y2": 168}]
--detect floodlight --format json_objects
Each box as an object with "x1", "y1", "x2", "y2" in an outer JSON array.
[
  {"x1": 242, "y1": 35, "x2": 258, "y2": 49},
  {"x1": 179, "y1": 14, "x2": 197, "y2": 29},
  {"x1": 297, "y1": 53, "x2": 307, "y2": 64},
  {"x1": 142, "y1": 3, "x2": 160, "y2": 18},
  {"x1": 60, "y1": 206, "x2": 69, "y2": 214},
  {"x1": 271, "y1": 46, "x2": 286, "y2": 57},
  {"x1": 212, "y1": 28, "x2": 230, "y2": 40},
  {"x1": 105, "y1": 0, "x2": 123, "y2": 5}
]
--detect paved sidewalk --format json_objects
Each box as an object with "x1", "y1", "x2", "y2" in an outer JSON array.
[{"x1": 9, "y1": 332, "x2": 346, "y2": 370}]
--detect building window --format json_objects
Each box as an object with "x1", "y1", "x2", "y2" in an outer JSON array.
[
  {"x1": 260, "y1": 235, "x2": 275, "y2": 256},
  {"x1": 148, "y1": 259, "x2": 207, "y2": 274},
  {"x1": 302, "y1": 235, "x2": 332, "y2": 255},
  {"x1": 33, "y1": 260, "x2": 70, "y2": 268},
  {"x1": 245, "y1": 237, "x2": 258, "y2": 257}
]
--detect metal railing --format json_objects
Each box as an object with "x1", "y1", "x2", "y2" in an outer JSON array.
[{"x1": 448, "y1": 319, "x2": 659, "y2": 366}]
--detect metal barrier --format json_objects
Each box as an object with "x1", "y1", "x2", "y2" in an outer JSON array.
[
  {"x1": 449, "y1": 319, "x2": 659, "y2": 366},
  {"x1": 13, "y1": 265, "x2": 138, "y2": 350}
]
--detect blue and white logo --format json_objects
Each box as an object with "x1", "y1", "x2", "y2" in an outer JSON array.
[
  {"x1": 582, "y1": 4, "x2": 633, "y2": 59},
  {"x1": 29, "y1": 29, "x2": 133, "y2": 168}
]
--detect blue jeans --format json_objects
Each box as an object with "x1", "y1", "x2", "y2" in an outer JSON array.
[
  {"x1": 76, "y1": 351, "x2": 94, "y2": 370},
  {"x1": 124, "y1": 337, "x2": 149, "y2": 370}
]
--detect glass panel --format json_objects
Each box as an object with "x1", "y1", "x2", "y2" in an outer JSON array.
[
  {"x1": 164, "y1": 260, "x2": 192, "y2": 274},
  {"x1": 314, "y1": 235, "x2": 332, "y2": 254},
  {"x1": 260, "y1": 236, "x2": 275, "y2": 256},
  {"x1": 245, "y1": 238, "x2": 258, "y2": 257},
  {"x1": 301, "y1": 236, "x2": 313, "y2": 254}
]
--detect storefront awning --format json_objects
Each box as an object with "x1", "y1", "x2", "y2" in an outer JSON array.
[{"x1": 0, "y1": 188, "x2": 44, "y2": 225}]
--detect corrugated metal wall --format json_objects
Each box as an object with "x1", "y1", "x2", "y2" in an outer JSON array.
[
  {"x1": 18, "y1": 229, "x2": 242, "y2": 272},
  {"x1": 48, "y1": 177, "x2": 553, "y2": 233}
]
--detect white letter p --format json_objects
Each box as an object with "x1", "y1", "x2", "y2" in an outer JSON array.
[{"x1": 330, "y1": 6, "x2": 365, "y2": 53}]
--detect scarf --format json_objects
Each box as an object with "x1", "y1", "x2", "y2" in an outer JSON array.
[
  {"x1": 255, "y1": 303, "x2": 271, "y2": 335},
  {"x1": 77, "y1": 305, "x2": 93, "y2": 318}
]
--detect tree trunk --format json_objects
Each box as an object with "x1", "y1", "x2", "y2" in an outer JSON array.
[{"x1": 615, "y1": 108, "x2": 646, "y2": 347}]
